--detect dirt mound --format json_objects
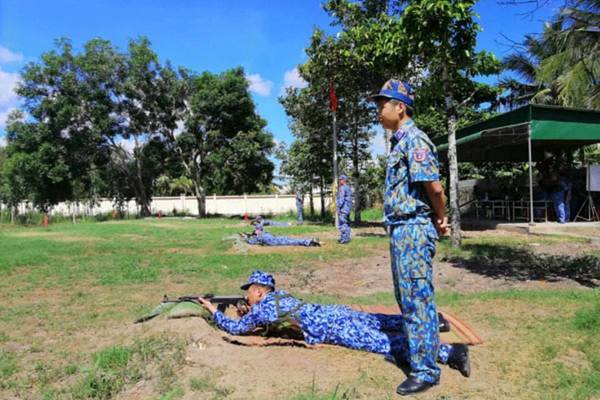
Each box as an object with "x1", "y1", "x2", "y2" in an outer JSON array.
[{"x1": 128, "y1": 316, "x2": 405, "y2": 399}]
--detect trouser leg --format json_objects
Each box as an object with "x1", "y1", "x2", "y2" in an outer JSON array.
[{"x1": 390, "y1": 223, "x2": 440, "y2": 383}]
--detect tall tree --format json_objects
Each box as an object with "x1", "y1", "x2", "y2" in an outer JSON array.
[
  {"x1": 301, "y1": 27, "x2": 377, "y2": 222},
  {"x1": 170, "y1": 67, "x2": 274, "y2": 216},
  {"x1": 280, "y1": 86, "x2": 334, "y2": 218},
  {"x1": 399, "y1": 0, "x2": 500, "y2": 247},
  {"x1": 538, "y1": 0, "x2": 599, "y2": 109}
]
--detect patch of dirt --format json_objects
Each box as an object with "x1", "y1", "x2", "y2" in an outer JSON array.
[
  {"x1": 278, "y1": 255, "x2": 392, "y2": 297},
  {"x1": 9, "y1": 231, "x2": 103, "y2": 243},
  {"x1": 10, "y1": 231, "x2": 50, "y2": 237},
  {"x1": 525, "y1": 240, "x2": 600, "y2": 256},
  {"x1": 164, "y1": 247, "x2": 206, "y2": 256},
  {"x1": 120, "y1": 234, "x2": 150, "y2": 241}
]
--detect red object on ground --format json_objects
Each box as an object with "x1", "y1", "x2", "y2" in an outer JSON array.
[
  {"x1": 42, "y1": 214, "x2": 49, "y2": 228},
  {"x1": 244, "y1": 213, "x2": 249, "y2": 222},
  {"x1": 158, "y1": 210, "x2": 162, "y2": 219}
]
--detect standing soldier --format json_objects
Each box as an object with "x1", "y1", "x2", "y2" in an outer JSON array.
[
  {"x1": 371, "y1": 79, "x2": 451, "y2": 395},
  {"x1": 295, "y1": 190, "x2": 304, "y2": 226},
  {"x1": 336, "y1": 175, "x2": 353, "y2": 244}
]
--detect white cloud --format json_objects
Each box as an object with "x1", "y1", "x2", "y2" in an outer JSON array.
[
  {"x1": 283, "y1": 68, "x2": 308, "y2": 89},
  {"x1": 0, "y1": 68, "x2": 20, "y2": 108},
  {"x1": 246, "y1": 73, "x2": 273, "y2": 97},
  {"x1": 0, "y1": 107, "x2": 17, "y2": 129},
  {"x1": 0, "y1": 45, "x2": 23, "y2": 64},
  {"x1": 0, "y1": 136, "x2": 6, "y2": 147},
  {"x1": 116, "y1": 138, "x2": 136, "y2": 155},
  {"x1": 281, "y1": 67, "x2": 308, "y2": 95}
]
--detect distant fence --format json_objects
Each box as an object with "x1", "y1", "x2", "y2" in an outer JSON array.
[{"x1": 3, "y1": 194, "x2": 332, "y2": 217}]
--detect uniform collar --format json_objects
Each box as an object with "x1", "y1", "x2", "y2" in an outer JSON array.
[{"x1": 390, "y1": 119, "x2": 414, "y2": 146}]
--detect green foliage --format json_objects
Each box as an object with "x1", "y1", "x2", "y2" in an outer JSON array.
[
  {"x1": 501, "y1": 1, "x2": 599, "y2": 110},
  {"x1": 2, "y1": 37, "x2": 275, "y2": 219}
]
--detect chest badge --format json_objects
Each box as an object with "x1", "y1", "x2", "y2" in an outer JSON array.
[{"x1": 414, "y1": 148, "x2": 428, "y2": 162}]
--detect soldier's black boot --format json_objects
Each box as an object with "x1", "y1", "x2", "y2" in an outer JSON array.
[
  {"x1": 448, "y1": 344, "x2": 471, "y2": 377},
  {"x1": 396, "y1": 376, "x2": 436, "y2": 396}
]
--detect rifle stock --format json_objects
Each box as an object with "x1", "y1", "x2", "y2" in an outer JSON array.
[{"x1": 134, "y1": 294, "x2": 247, "y2": 323}]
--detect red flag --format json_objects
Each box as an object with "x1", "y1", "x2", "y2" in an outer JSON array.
[{"x1": 329, "y1": 80, "x2": 338, "y2": 113}]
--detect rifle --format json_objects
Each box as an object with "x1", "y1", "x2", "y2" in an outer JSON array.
[{"x1": 134, "y1": 294, "x2": 247, "y2": 324}]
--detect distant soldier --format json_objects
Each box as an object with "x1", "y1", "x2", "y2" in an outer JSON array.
[
  {"x1": 241, "y1": 222, "x2": 320, "y2": 247},
  {"x1": 295, "y1": 190, "x2": 304, "y2": 226},
  {"x1": 552, "y1": 173, "x2": 572, "y2": 223},
  {"x1": 252, "y1": 215, "x2": 291, "y2": 228},
  {"x1": 336, "y1": 175, "x2": 353, "y2": 244}
]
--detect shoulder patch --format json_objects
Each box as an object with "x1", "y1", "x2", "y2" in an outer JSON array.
[{"x1": 414, "y1": 148, "x2": 428, "y2": 162}]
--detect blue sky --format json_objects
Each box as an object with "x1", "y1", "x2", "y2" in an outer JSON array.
[{"x1": 0, "y1": 0, "x2": 560, "y2": 154}]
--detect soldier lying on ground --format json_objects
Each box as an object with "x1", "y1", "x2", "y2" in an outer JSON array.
[
  {"x1": 240, "y1": 221, "x2": 321, "y2": 247},
  {"x1": 196, "y1": 270, "x2": 470, "y2": 378},
  {"x1": 252, "y1": 215, "x2": 292, "y2": 227}
]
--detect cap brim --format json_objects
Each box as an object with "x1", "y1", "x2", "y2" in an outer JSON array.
[
  {"x1": 369, "y1": 93, "x2": 393, "y2": 102},
  {"x1": 240, "y1": 283, "x2": 251, "y2": 290}
]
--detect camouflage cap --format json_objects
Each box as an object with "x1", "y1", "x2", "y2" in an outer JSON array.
[
  {"x1": 240, "y1": 270, "x2": 276, "y2": 290},
  {"x1": 370, "y1": 79, "x2": 414, "y2": 107}
]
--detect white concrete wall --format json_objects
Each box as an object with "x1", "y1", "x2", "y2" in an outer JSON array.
[{"x1": 4, "y1": 194, "x2": 332, "y2": 217}]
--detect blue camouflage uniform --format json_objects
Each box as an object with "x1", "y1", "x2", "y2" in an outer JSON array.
[
  {"x1": 212, "y1": 271, "x2": 452, "y2": 364},
  {"x1": 253, "y1": 216, "x2": 291, "y2": 228},
  {"x1": 336, "y1": 177, "x2": 353, "y2": 244},
  {"x1": 384, "y1": 118, "x2": 442, "y2": 384},
  {"x1": 296, "y1": 191, "x2": 304, "y2": 226},
  {"x1": 246, "y1": 224, "x2": 313, "y2": 247},
  {"x1": 553, "y1": 177, "x2": 572, "y2": 223}
]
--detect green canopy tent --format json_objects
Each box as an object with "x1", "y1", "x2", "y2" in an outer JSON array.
[{"x1": 433, "y1": 104, "x2": 600, "y2": 224}]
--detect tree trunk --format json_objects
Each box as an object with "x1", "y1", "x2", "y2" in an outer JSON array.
[
  {"x1": 442, "y1": 62, "x2": 461, "y2": 247},
  {"x1": 11, "y1": 205, "x2": 16, "y2": 224},
  {"x1": 309, "y1": 184, "x2": 314, "y2": 217},
  {"x1": 192, "y1": 178, "x2": 206, "y2": 218},
  {"x1": 196, "y1": 194, "x2": 206, "y2": 218},
  {"x1": 319, "y1": 176, "x2": 325, "y2": 219},
  {"x1": 134, "y1": 140, "x2": 151, "y2": 217},
  {"x1": 352, "y1": 125, "x2": 361, "y2": 223}
]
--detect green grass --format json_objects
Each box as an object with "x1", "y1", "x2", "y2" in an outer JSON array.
[{"x1": 0, "y1": 218, "x2": 598, "y2": 399}]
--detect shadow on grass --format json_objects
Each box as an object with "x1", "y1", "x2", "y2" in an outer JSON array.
[
  {"x1": 444, "y1": 244, "x2": 600, "y2": 288},
  {"x1": 356, "y1": 232, "x2": 387, "y2": 238},
  {"x1": 352, "y1": 221, "x2": 384, "y2": 228}
]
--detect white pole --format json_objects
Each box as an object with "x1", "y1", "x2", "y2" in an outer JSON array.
[
  {"x1": 527, "y1": 123, "x2": 534, "y2": 226},
  {"x1": 332, "y1": 111, "x2": 339, "y2": 228}
]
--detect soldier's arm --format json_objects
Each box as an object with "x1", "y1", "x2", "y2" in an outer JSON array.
[
  {"x1": 212, "y1": 302, "x2": 273, "y2": 335},
  {"x1": 423, "y1": 182, "x2": 448, "y2": 235}
]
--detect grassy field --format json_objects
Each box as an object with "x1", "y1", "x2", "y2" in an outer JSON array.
[{"x1": 0, "y1": 217, "x2": 598, "y2": 399}]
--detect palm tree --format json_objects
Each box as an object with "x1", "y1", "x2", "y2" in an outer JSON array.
[
  {"x1": 499, "y1": 23, "x2": 562, "y2": 109},
  {"x1": 538, "y1": 0, "x2": 599, "y2": 109},
  {"x1": 500, "y1": 0, "x2": 599, "y2": 110}
]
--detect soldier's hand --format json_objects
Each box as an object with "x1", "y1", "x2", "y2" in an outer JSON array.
[
  {"x1": 434, "y1": 216, "x2": 449, "y2": 236},
  {"x1": 236, "y1": 301, "x2": 250, "y2": 317},
  {"x1": 197, "y1": 297, "x2": 218, "y2": 314}
]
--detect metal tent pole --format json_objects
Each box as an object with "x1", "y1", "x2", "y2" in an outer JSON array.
[{"x1": 527, "y1": 123, "x2": 535, "y2": 226}]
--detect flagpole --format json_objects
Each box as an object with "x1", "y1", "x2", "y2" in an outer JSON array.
[
  {"x1": 332, "y1": 110, "x2": 338, "y2": 228},
  {"x1": 330, "y1": 80, "x2": 339, "y2": 228}
]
